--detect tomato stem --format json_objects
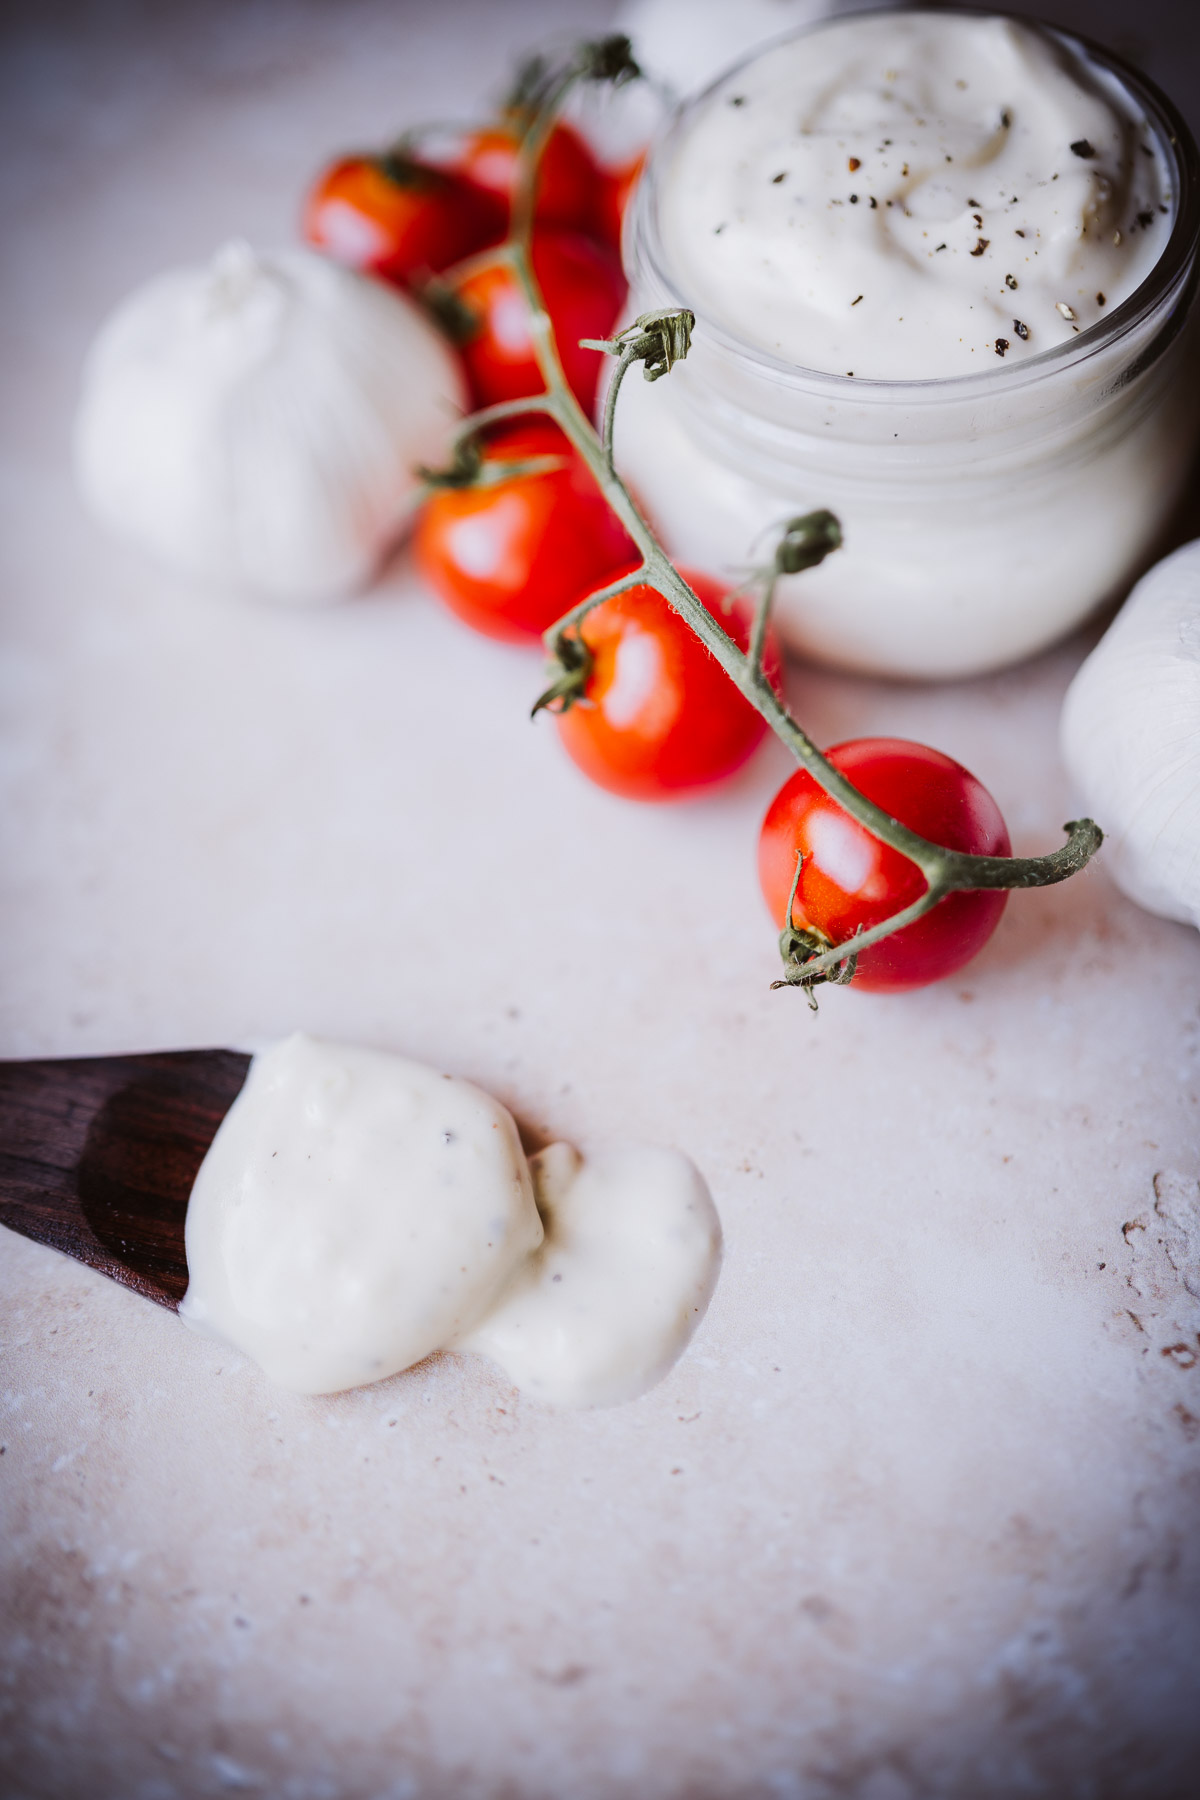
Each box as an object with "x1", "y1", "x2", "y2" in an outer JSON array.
[
  {"x1": 530, "y1": 566, "x2": 649, "y2": 716},
  {"x1": 748, "y1": 572, "x2": 778, "y2": 688},
  {"x1": 438, "y1": 40, "x2": 1104, "y2": 998}
]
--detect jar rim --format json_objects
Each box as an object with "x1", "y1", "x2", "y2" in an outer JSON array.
[{"x1": 629, "y1": 4, "x2": 1200, "y2": 400}]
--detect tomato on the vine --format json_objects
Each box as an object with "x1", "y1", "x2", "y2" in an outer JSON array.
[
  {"x1": 554, "y1": 570, "x2": 783, "y2": 801},
  {"x1": 452, "y1": 120, "x2": 604, "y2": 238},
  {"x1": 302, "y1": 153, "x2": 504, "y2": 285},
  {"x1": 757, "y1": 738, "x2": 1012, "y2": 993},
  {"x1": 414, "y1": 419, "x2": 636, "y2": 643},
  {"x1": 452, "y1": 230, "x2": 626, "y2": 412}
]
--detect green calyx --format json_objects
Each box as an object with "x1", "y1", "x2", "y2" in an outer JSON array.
[
  {"x1": 531, "y1": 634, "x2": 593, "y2": 719},
  {"x1": 775, "y1": 510, "x2": 842, "y2": 576},
  {"x1": 375, "y1": 147, "x2": 445, "y2": 190},
  {"x1": 506, "y1": 36, "x2": 641, "y2": 118}
]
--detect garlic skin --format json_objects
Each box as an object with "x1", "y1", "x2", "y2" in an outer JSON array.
[
  {"x1": 73, "y1": 242, "x2": 466, "y2": 604},
  {"x1": 616, "y1": 0, "x2": 892, "y2": 100},
  {"x1": 1061, "y1": 540, "x2": 1200, "y2": 928}
]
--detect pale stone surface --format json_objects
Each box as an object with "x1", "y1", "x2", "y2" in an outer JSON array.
[{"x1": 2, "y1": 2, "x2": 1199, "y2": 1797}]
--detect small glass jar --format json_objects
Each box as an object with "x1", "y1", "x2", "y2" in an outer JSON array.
[{"x1": 615, "y1": 12, "x2": 1200, "y2": 679}]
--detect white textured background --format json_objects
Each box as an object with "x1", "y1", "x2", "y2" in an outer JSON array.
[{"x1": 2, "y1": 3, "x2": 1199, "y2": 1797}]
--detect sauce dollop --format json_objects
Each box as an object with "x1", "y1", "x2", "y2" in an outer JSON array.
[{"x1": 180, "y1": 1034, "x2": 722, "y2": 1406}]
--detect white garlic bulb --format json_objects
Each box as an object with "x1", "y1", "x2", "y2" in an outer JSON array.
[
  {"x1": 1061, "y1": 539, "x2": 1200, "y2": 928},
  {"x1": 616, "y1": 0, "x2": 895, "y2": 99},
  {"x1": 73, "y1": 241, "x2": 466, "y2": 604}
]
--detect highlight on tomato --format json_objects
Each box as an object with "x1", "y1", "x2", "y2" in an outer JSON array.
[
  {"x1": 414, "y1": 419, "x2": 636, "y2": 643},
  {"x1": 302, "y1": 152, "x2": 504, "y2": 285},
  {"x1": 757, "y1": 739, "x2": 1012, "y2": 993},
  {"x1": 553, "y1": 570, "x2": 783, "y2": 801},
  {"x1": 451, "y1": 120, "x2": 605, "y2": 238},
  {"x1": 451, "y1": 230, "x2": 625, "y2": 412}
]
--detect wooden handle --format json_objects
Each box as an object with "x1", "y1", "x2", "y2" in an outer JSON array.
[{"x1": 0, "y1": 1050, "x2": 250, "y2": 1308}]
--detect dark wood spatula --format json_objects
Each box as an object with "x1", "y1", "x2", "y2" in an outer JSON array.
[{"x1": 0, "y1": 1051, "x2": 251, "y2": 1308}]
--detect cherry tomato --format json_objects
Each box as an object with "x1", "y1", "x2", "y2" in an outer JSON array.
[
  {"x1": 303, "y1": 152, "x2": 505, "y2": 285},
  {"x1": 595, "y1": 152, "x2": 645, "y2": 255},
  {"x1": 414, "y1": 419, "x2": 637, "y2": 643},
  {"x1": 452, "y1": 230, "x2": 625, "y2": 412},
  {"x1": 757, "y1": 738, "x2": 1012, "y2": 994},
  {"x1": 554, "y1": 570, "x2": 782, "y2": 801},
  {"x1": 453, "y1": 120, "x2": 604, "y2": 237}
]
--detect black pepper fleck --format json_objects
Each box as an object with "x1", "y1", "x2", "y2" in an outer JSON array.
[
  {"x1": 995, "y1": 338, "x2": 1009, "y2": 356},
  {"x1": 1015, "y1": 228, "x2": 1026, "y2": 237},
  {"x1": 1005, "y1": 273, "x2": 1018, "y2": 289},
  {"x1": 1096, "y1": 291, "x2": 1106, "y2": 305},
  {"x1": 771, "y1": 171, "x2": 787, "y2": 183},
  {"x1": 851, "y1": 294, "x2": 863, "y2": 306},
  {"x1": 1001, "y1": 108, "x2": 1012, "y2": 128},
  {"x1": 849, "y1": 193, "x2": 859, "y2": 203},
  {"x1": 1013, "y1": 318, "x2": 1029, "y2": 339},
  {"x1": 934, "y1": 242, "x2": 947, "y2": 252},
  {"x1": 1137, "y1": 209, "x2": 1155, "y2": 228},
  {"x1": 730, "y1": 95, "x2": 745, "y2": 106},
  {"x1": 869, "y1": 196, "x2": 878, "y2": 209},
  {"x1": 1070, "y1": 138, "x2": 1096, "y2": 158},
  {"x1": 970, "y1": 237, "x2": 989, "y2": 256}
]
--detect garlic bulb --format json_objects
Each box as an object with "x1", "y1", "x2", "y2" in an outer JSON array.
[
  {"x1": 615, "y1": 0, "x2": 895, "y2": 99},
  {"x1": 1060, "y1": 539, "x2": 1200, "y2": 928},
  {"x1": 73, "y1": 241, "x2": 466, "y2": 604}
]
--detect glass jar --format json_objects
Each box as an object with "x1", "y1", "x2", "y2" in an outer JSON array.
[{"x1": 615, "y1": 12, "x2": 1200, "y2": 679}]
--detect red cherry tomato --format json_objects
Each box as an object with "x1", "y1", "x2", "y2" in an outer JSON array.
[
  {"x1": 555, "y1": 570, "x2": 782, "y2": 801},
  {"x1": 414, "y1": 419, "x2": 637, "y2": 643},
  {"x1": 595, "y1": 152, "x2": 646, "y2": 255},
  {"x1": 758, "y1": 738, "x2": 1012, "y2": 993},
  {"x1": 303, "y1": 153, "x2": 504, "y2": 285},
  {"x1": 453, "y1": 120, "x2": 604, "y2": 237},
  {"x1": 452, "y1": 231, "x2": 625, "y2": 412}
]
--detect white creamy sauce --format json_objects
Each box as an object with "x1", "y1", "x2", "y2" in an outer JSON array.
[
  {"x1": 460, "y1": 1141, "x2": 722, "y2": 1408},
  {"x1": 180, "y1": 1035, "x2": 721, "y2": 1406},
  {"x1": 658, "y1": 12, "x2": 1172, "y2": 378}
]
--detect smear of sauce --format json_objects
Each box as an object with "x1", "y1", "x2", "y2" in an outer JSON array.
[{"x1": 180, "y1": 1034, "x2": 721, "y2": 1405}]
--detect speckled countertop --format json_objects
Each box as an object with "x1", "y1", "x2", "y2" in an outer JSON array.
[{"x1": 2, "y1": 3, "x2": 1199, "y2": 1797}]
